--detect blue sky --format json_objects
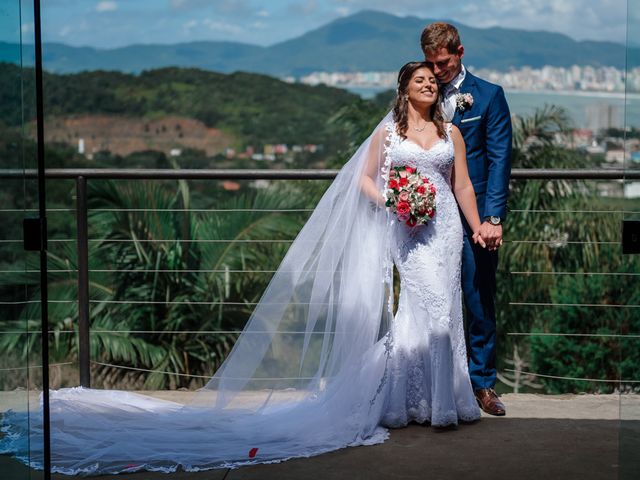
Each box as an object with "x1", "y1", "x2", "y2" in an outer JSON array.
[{"x1": 0, "y1": 0, "x2": 630, "y2": 48}]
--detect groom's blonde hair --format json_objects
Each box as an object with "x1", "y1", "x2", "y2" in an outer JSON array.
[{"x1": 421, "y1": 22, "x2": 461, "y2": 56}]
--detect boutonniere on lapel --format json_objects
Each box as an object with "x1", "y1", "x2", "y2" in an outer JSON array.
[{"x1": 455, "y1": 93, "x2": 474, "y2": 112}]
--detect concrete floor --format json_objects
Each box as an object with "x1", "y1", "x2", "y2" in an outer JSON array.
[{"x1": 2, "y1": 393, "x2": 639, "y2": 480}]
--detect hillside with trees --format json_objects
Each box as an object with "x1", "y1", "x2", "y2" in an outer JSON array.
[{"x1": 0, "y1": 62, "x2": 371, "y2": 157}]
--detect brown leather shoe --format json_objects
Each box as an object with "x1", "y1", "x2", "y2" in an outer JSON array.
[{"x1": 474, "y1": 388, "x2": 506, "y2": 416}]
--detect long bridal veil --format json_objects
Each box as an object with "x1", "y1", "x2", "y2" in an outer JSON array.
[{"x1": 1, "y1": 112, "x2": 396, "y2": 474}]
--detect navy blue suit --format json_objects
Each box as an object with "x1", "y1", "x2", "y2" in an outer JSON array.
[{"x1": 451, "y1": 70, "x2": 512, "y2": 390}]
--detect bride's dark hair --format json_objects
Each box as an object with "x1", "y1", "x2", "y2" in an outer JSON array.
[{"x1": 393, "y1": 61, "x2": 446, "y2": 140}]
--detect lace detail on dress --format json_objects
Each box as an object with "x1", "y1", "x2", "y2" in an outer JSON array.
[
  {"x1": 380, "y1": 121, "x2": 480, "y2": 428},
  {"x1": 380, "y1": 121, "x2": 397, "y2": 288},
  {"x1": 368, "y1": 331, "x2": 393, "y2": 407},
  {"x1": 380, "y1": 121, "x2": 396, "y2": 185}
]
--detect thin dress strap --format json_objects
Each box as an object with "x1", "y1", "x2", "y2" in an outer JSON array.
[{"x1": 445, "y1": 122, "x2": 453, "y2": 138}]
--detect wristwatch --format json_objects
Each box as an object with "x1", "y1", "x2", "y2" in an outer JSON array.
[{"x1": 485, "y1": 216, "x2": 502, "y2": 226}]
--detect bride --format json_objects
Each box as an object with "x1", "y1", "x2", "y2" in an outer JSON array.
[{"x1": 1, "y1": 62, "x2": 485, "y2": 474}]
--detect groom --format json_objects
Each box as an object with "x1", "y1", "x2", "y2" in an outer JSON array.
[{"x1": 421, "y1": 22, "x2": 512, "y2": 416}]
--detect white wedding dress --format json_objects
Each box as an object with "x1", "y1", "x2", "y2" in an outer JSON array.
[
  {"x1": 381, "y1": 123, "x2": 480, "y2": 428},
  {"x1": 0, "y1": 117, "x2": 479, "y2": 475}
]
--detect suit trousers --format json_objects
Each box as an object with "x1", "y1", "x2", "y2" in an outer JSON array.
[{"x1": 461, "y1": 232, "x2": 498, "y2": 390}]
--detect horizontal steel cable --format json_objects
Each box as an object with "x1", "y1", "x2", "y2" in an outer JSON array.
[
  {"x1": 0, "y1": 208, "x2": 73, "y2": 213},
  {"x1": 88, "y1": 300, "x2": 328, "y2": 306},
  {"x1": 3, "y1": 330, "x2": 637, "y2": 338},
  {"x1": 0, "y1": 330, "x2": 336, "y2": 335},
  {"x1": 0, "y1": 238, "x2": 623, "y2": 245},
  {"x1": 2, "y1": 207, "x2": 636, "y2": 214},
  {"x1": 504, "y1": 369, "x2": 640, "y2": 383},
  {"x1": 510, "y1": 271, "x2": 640, "y2": 276},
  {"x1": 509, "y1": 302, "x2": 640, "y2": 308},
  {"x1": 510, "y1": 209, "x2": 639, "y2": 214},
  {"x1": 0, "y1": 239, "x2": 295, "y2": 244},
  {"x1": 90, "y1": 208, "x2": 314, "y2": 213},
  {"x1": 4, "y1": 269, "x2": 637, "y2": 277},
  {"x1": 506, "y1": 240, "x2": 618, "y2": 245},
  {"x1": 91, "y1": 361, "x2": 211, "y2": 379},
  {"x1": 0, "y1": 362, "x2": 74, "y2": 372},
  {"x1": 508, "y1": 332, "x2": 640, "y2": 338},
  {"x1": 91, "y1": 361, "x2": 316, "y2": 381}
]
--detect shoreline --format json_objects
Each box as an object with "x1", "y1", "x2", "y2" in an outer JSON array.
[
  {"x1": 505, "y1": 89, "x2": 639, "y2": 100},
  {"x1": 342, "y1": 84, "x2": 640, "y2": 100}
]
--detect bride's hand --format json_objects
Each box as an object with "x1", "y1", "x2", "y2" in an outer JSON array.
[{"x1": 472, "y1": 232, "x2": 487, "y2": 249}]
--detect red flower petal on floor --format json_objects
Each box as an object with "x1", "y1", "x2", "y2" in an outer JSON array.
[{"x1": 249, "y1": 447, "x2": 259, "y2": 458}]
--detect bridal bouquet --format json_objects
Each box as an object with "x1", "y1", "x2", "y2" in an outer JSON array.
[{"x1": 385, "y1": 165, "x2": 436, "y2": 227}]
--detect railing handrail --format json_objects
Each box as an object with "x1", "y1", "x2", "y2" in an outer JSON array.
[{"x1": 0, "y1": 168, "x2": 639, "y2": 180}]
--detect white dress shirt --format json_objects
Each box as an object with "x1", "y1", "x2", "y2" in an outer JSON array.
[{"x1": 441, "y1": 65, "x2": 467, "y2": 122}]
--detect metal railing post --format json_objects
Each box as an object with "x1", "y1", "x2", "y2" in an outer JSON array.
[
  {"x1": 76, "y1": 176, "x2": 90, "y2": 388},
  {"x1": 32, "y1": 0, "x2": 51, "y2": 476}
]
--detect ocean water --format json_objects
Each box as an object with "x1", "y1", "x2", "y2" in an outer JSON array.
[
  {"x1": 504, "y1": 90, "x2": 640, "y2": 131},
  {"x1": 346, "y1": 86, "x2": 640, "y2": 130}
]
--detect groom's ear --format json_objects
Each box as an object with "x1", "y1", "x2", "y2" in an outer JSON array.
[{"x1": 457, "y1": 45, "x2": 465, "y2": 59}]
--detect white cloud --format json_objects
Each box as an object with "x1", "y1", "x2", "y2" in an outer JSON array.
[
  {"x1": 202, "y1": 19, "x2": 244, "y2": 35},
  {"x1": 59, "y1": 25, "x2": 72, "y2": 37},
  {"x1": 467, "y1": 0, "x2": 627, "y2": 43},
  {"x1": 182, "y1": 19, "x2": 198, "y2": 32},
  {"x1": 256, "y1": 10, "x2": 270, "y2": 18},
  {"x1": 328, "y1": 0, "x2": 627, "y2": 43},
  {"x1": 96, "y1": 1, "x2": 118, "y2": 13}
]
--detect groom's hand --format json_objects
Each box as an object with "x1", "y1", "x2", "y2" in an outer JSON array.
[{"x1": 479, "y1": 222, "x2": 503, "y2": 251}]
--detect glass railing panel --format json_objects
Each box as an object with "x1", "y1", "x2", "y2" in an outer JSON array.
[
  {"x1": 0, "y1": 1, "x2": 45, "y2": 478},
  {"x1": 620, "y1": 0, "x2": 640, "y2": 476}
]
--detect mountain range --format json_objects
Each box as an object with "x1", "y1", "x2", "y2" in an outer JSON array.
[{"x1": 0, "y1": 10, "x2": 635, "y2": 76}]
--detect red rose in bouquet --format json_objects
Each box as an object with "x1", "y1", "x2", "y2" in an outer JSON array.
[{"x1": 396, "y1": 201, "x2": 411, "y2": 215}]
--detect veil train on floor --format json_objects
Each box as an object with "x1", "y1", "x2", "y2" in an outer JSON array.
[{"x1": 1, "y1": 112, "x2": 399, "y2": 474}]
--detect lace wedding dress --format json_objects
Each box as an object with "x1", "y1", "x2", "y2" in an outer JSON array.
[
  {"x1": 380, "y1": 122, "x2": 480, "y2": 428},
  {"x1": 0, "y1": 116, "x2": 479, "y2": 475}
]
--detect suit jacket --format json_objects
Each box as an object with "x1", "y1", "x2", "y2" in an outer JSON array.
[{"x1": 452, "y1": 70, "x2": 512, "y2": 221}]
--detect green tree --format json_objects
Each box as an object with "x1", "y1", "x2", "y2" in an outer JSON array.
[
  {"x1": 0, "y1": 178, "x2": 324, "y2": 389},
  {"x1": 498, "y1": 105, "x2": 640, "y2": 393}
]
